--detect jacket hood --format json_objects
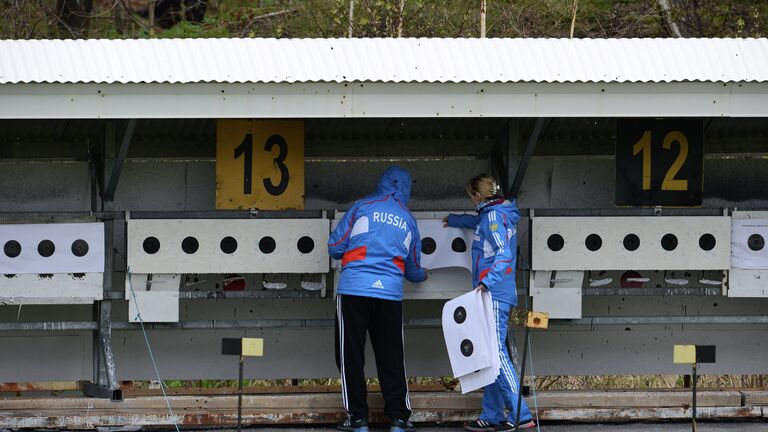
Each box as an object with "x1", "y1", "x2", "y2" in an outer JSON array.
[
  {"x1": 479, "y1": 198, "x2": 520, "y2": 225},
  {"x1": 375, "y1": 166, "x2": 413, "y2": 205}
]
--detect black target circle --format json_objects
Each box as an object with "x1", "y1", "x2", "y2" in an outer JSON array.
[
  {"x1": 623, "y1": 234, "x2": 640, "y2": 251},
  {"x1": 259, "y1": 236, "x2": 276, "y2": 254},
  {"x1": 661, "y1": 234, "x2": 678, "y2": 251},
  {"x1": 547, "y1": 234, "x2": 564, "y2": 252},
  {"x1": 460, "y1": 339, "x2": 474, "y2": 357},
  {"x1": 748, "y1": 234, "x2": 764, "y2": 251},
  {"x1": 451, "y1": 237, "x2": 467, "y2": 253},
  {"x1": 4, "y1": 240, "x2": 21, "y2": 258},
  {"x1": 297, "y1": 236, "x2": 315, "y2": 254},
  {"x1": 37, "y1": 240, "x2": 55, "y2": 257},
  {"x1": 422, "y1": 237, "x2": 437, "y2": 255},
  {"x1": 220, "y1": 236, "x2": 238, "y2": 254},
  {"x1": 699, "y1": 233, "x2": 716, "y2": 251},
  {"x1": 182, "y1": 236, "x2": 199, "y2": 254},
  {"x1": 71, "y1": 239, "x2": 89, "y2": 257},
  {"x1": 453, "y1": 306, "x2": 467, "y2": 324},
  {"x1": 585, "y1": 234, "x2": 602, "y2": 252},
  {"x1": 143, "y1": 237, "x2": 160, "y2": 254}
]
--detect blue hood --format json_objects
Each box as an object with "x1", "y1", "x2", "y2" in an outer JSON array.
[{"x1": 375, "y1": 166, "x2": 413, "y2": 205}]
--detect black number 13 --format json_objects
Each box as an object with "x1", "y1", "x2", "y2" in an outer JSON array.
[{"x1": 234, "y1": 133, "x2": 290, "y2": 196}]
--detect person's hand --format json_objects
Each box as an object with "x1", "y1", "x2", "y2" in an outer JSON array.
[
  {"x1": 442, "y1": 216, "x2": 449, "y2": 227},
  {"x1": 474, "y1": 284, "x2": 486, "y2": 292},
  {"x1": 423, "y1": 269, "x2": 430, "y2": 281}
]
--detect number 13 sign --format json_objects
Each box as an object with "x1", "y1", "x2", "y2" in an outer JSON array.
[{"x1": 216, "y1": 120, "x2": 304, "y2": 210}]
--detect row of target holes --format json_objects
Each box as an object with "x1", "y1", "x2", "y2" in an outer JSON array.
[
  {"x1": 453, "y1": 306, "x2": 475, "y2": 357},
  {"x1": 3, "y1": 239, "x2": 90, "y2": 258},
  {"x1": 141, "y1": 235, "x2": 316, "y2": 255},
  {"x1": 421, "y1": 237, "x2": 467, "y2": 255},
  {"x1": 546, "y1": 233, "x2": 722, "y2": 252}
]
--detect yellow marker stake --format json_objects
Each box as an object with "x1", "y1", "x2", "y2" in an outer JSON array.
[
  {"x1": 673, "y1": 345, "x2": 696, "y2": 364},
  {"x1": 241, "y1": 338, "x2": 264, "y2": 357}
]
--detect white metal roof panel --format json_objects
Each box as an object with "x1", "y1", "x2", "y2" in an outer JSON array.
[{"x1": 0, "y1": 38, "x2": 766, "y2": 84}]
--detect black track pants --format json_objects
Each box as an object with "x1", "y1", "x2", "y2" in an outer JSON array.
[{"x1": 335, "y1": 294, "x2": 411, "y2": 422}]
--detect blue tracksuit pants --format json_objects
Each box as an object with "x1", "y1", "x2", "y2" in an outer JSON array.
[{"x1": 479, "y1": 300, "x2": 533, "y2": 424}]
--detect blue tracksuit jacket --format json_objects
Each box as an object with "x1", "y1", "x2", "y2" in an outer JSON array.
[
  {"x1": 328, "y1": 166, "x2": 428, "y2": 301},
  {"x1": 446, "y1": 199, "x2": 520, "y2": 306}
]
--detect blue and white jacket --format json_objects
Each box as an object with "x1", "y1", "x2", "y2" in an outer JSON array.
[
  {"x1": 328, "y1": 166, "x2": 428, "y2": 301},
  {"x1": 446, "y1": 198, "x2": 520, "y2": 306}
]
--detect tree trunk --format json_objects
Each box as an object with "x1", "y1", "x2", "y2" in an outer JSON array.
[
  {"x1": 479, "y1": 0, "x2": 486, "y2": 38},
  {"x1": 569, "y1": 0, "x2": 578, "y2": 38},
  {"x1": 348, "y1": 0, "x2": 354, "y2": 38},
  {"x1": 658, "y1": 0, "x2": 683, "y2": 37}
]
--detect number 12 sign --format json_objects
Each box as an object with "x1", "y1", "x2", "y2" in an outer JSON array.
[
  {"x1": 216, "y1": 120, "x2": 304, "y2": 210},
  {"x1": 615, "y1": 118, "x2": 703, "y2": 207}
]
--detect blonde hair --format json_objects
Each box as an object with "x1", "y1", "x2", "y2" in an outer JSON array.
[{"x1": 465, "y1": 174, "x2": 501, "y2": 200}]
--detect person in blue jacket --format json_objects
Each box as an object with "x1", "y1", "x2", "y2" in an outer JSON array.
[
  {"x1": 444, "y1": 174, "x2": 535, "y2": 431},
  {"x1": 329, "y1": 166, "x2": 428, "y2": 432}
]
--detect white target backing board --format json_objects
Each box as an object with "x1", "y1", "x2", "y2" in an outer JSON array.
[
  {"x1": 0, "y1": 223, "x2": 104, "y2": 274},
  {"x1": 531, "y1": 270, "x2": 583, "y2": 319},
  {"x1": 0, "y1": 273, "x2": 102, "y2": 305},
  {"x1": 532, "y1": 216, "x2": 731, "y2": 271},
  {"x1": 127, "y1": 219, "x2": 329, "y2": 274},
  {"x1": 441, "y1": 290, "x2": 497, "y2": 382},
  {"x1": 126, "y1": 273, "x2": 181, "y2": 322},
  {"x1": 728, "y1": 269, "x2": 768, "y2": 298}
]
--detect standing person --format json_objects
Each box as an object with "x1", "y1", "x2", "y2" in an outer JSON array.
[
  {"x1": 444, "y1": 174, "x2": 535, "y2": 431},
  {"x1": 329, "y1": 166, "x2": 429, "y2": 432}
]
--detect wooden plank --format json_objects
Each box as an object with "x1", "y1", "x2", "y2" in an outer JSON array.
[
  {"x1": 0, "y1": 389, "x2": 743, "y2": 411},
  {"x1": 0, "y1": 382, "x2": 79, "y2": 392},
  {"x1": 1, "y1": 406, "x2": 762, "y2": 429},
  {"x1": 742, "y1": 390, "x2": 768, "y2": 406},
  {"x1": 124, "y1": 383, "x2": 447, "y2": 397},
  {"x1": 530, "y1": 389, "x2": 743, "y2": 408},
  {"x1": 536, "y1": 406, "x2": 762, "y2": 422}
]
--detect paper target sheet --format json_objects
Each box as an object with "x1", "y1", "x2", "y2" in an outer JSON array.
[{"x1": 442, "y1": 290, "x2": 500, "y2": 393}]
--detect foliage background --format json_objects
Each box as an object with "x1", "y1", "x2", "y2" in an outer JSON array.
[{"x1": 1, "y1": 0, "x2": 766, "y2": 40}]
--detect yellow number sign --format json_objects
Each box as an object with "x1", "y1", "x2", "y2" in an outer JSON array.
[{"x1": 216, "y1": 120, "x2": 304, "y2": 210}]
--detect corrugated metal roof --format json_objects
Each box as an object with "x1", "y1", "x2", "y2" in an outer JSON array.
[{"x1": 0, "y1": 38, "x2": 767, "y2": 84}]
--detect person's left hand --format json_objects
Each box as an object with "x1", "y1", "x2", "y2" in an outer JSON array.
[{"x1": 474, "y1": 284, "x2": 486, "y2": 292}]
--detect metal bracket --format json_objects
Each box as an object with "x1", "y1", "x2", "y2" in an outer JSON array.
[
  {"x1": 84, "y1": 219, "x2": 122, "y2": 401},
  {"x1": 101, "y1": 119, "x2": 137, "y2": 204},
  {"x1": 493, "y1": 118, "x2": 549, "y2": 198}
]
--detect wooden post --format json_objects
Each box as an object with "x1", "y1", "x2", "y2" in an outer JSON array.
[{"x1": 237, "y1": 356, "x2": 244, "y2": 432}]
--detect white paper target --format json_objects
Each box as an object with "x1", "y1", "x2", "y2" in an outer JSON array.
[
  {"x1": 0, "y1": 223, "x2": 104, "y2": 274},
  {"x1": 731, "y1": 218, "x2": 768, "y2": 269},
  {"x1": 456, "y1": 290, "x2": 500, "y2": 394},
  {"x1": 418, "y1": 220, "x2": 473, "y2": 271},
  {"x1": 441, "y1": 290, "x2": 493, "y2": 378}
]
